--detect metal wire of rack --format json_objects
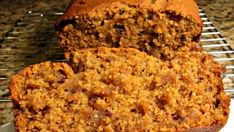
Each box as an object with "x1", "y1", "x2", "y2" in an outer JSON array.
[{"x1": 0, "y1": 8, "x2": 233, "y2": 127}]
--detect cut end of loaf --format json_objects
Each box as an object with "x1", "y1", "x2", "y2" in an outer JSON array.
[
  {"x1": 9, "y1": 48, "x2": 230, "y2": 131},
  {"x1": 57, "y1": 2, "x2": 202, "y2": 59}
]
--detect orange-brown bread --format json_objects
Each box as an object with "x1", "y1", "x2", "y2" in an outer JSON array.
[
  {"x1": 10, "y1": 48, "x2": 229, "y2": 131},
  {"x1": 56, "y1": 0, "x2": 202, "y2": 59}
]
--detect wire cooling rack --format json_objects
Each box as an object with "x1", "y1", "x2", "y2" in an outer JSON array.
[{"x1": 0, "y1": 9, "x2": 233, "y2": 127}]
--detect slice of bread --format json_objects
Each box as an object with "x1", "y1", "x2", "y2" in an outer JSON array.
[{"x1": 10, "y1": 48, "x2": 229, "y2": 131}]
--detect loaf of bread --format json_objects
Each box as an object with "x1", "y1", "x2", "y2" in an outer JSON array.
[
  {"x1": 10, "y1": 48, "x2": 229, "y2": 131},
  {"x1": 56, "y1": 0, "x2": 202, "y2": 59}
]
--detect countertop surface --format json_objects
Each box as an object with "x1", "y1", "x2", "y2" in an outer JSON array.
[
  {"x1": 0, "y1": 0, "x2": 233, "y2": 127},
  {"x1": 198, "y1": 0, "x2": 234, "y2": 48}
]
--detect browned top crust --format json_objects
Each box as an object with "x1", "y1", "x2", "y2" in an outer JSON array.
[{"x1": 56, "y1": 0, "x2": 202, "y2": 26}]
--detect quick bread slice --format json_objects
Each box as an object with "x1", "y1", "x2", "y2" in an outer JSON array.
[
  {"x1": 9, "y1": 62, "x2": 75, "y2": 132},
  {"x1": 56, "y1": 0, "x2": 202, "y2": 59},
  {"x1": 10, "y1": 48, "x2": 229, "y2": 131}
]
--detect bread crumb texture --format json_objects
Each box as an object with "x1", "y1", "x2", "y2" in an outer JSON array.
[
  {"x1": 9, "y1": 48, "x2": 230, "y2": 132},
  {"x1": 57, "y1": 0, "x2": 202, "y2": 59}
]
